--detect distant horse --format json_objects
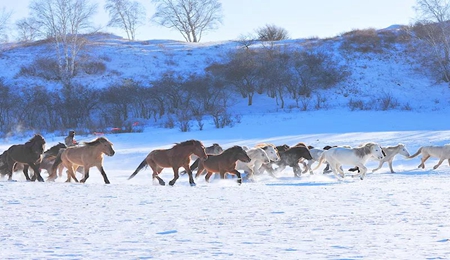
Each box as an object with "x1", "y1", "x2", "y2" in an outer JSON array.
[
  {"x1": 0, "y1": 134, "x2": 46, "y2": 182},
  {"x1": 314, "y1": 142, "x2": 385, "y2": 180},
  {"x1": 273, "y1": 145, "x2": 313, "y2": 177},
  {"x1": 408, "y1": 144, "x2": 450, "y2": 169},
  {"x1": 180, "y1": 143, "x2": 224, "y2": 175},
  {"x1": 195, "y1": 145, "x2": 251, "y2": 184},
  {"x1": 368, "y1": 143, "x2": 410, "y2": 173},
  {"x1": 48, "y1": 137, "x2": 115, "y2": 184},
  {"x1": 128, "y1": 139, "x2": 207, "y2": 186},
  {"x1": 236, "y1": 147, "x2": 270, "y2": 181}
]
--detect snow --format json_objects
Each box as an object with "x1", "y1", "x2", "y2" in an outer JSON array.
[{"x1": 1, "y1": 31, "x2": 450, "y2": 259}]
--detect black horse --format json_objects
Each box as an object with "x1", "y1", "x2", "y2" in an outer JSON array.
[{"x1": 0, "y1": 134, "x2": 46, "y2": 182}]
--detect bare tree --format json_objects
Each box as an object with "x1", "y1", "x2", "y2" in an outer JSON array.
[
  {"x1": 414, "y1": 0, "x2": 450, "y2": 83},
  {"x1": 0, "y1": 7, "x2": 12, "y2": 42},
  {"x1": 256, "y1": 24, "x2": 289, "y2": 41},
  {"x1": 29, "y1": 0, "x2": 98, "y2": 81},
  {"x1": 15, "y1": 17, "x2": 42, "y2": 42},
  {"x1": 151, "y1": 0, "x2": 223, "y2": 42},
  {"x1": 104, "y1": 0, "x2": 146, "y2": 40}
]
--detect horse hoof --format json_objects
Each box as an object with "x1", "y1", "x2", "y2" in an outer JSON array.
[{"x1": 190, "y1": 182, "x2": 196, "y2": 187}]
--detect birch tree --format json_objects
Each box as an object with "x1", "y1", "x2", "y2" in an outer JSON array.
[
  {"x1": 414, "y1": 0, "x2": 450, "y2": 83},
  {"x1": 151, "y1": 0, "x2": 223, "y2": 42},
  {"x1": 29, "y1": 0, "x2": 97, "y2": 81},
  {"x1": 104, "y1": 0, "x2": 146, "y2": 40}
]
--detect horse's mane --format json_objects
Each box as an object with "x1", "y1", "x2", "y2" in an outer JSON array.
[
  {"x1": 175, "y1": 139, "x2": 200, "y2": 147},
  {"x1": 44, "y1": 142, "x2": 66, "y2": 155},
  {"x1": 24, "y1": 134, "x2": 45, "y2": 148},
  {"x1": 223, "y1": 145, "x2": 244, "y2": 153},
  {"x1": 354, "y1": 143, "x2": 377, "y2": 158},
  {"x1": 84, "y1": 137, "x2": 111, "y2": 146}
]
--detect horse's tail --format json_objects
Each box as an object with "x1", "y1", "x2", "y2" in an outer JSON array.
[
  {"x1": 48, "y1": 152, "x2": 63, "y2": 181},
  {"x1": 128, "y1": 159, "x2": 148, "y2": 180},
  {"x1": 408, "y1": 147, "x2": 423, "y2": 159},
  {"x1": 312, "y1": 152, "x2": 326, "y2": 171}
]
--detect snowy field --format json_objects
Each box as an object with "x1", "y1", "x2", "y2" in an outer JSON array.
[{"x1": 1, "y1": 110, "x2": 450, "y2": 259}]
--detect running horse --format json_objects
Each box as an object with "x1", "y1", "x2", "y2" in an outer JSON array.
[
  {"x1": 128, "y1": 139, "x2": 207, "y2": 186},
  {"x1": 0, "y1": 134, "x2": 46, "y2": 182},
  {"x1": 195, "y1": 145, "x2": 251, "y2": 184},
  {"x1": 48, "y1": 137, "x2": 115, "y2": 184}
]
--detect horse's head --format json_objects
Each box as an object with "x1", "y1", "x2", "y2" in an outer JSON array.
[
  {"x1": 25, "y1": 134, "x2": 46, "y2": 155},
  {"x1": 369, "y1": 143, "x2": 385, "y2": 160},
  {"x1": 235, "y1": 146, "x2": 251, "y2": 163},
  {"x1": 211, "y1": 143, "x2": 223, "y2": 154},
  {"x1": 192, "y1": 140, "x2": 208, "y2": 160},
  {"x1": 263, "y1": 145, "x2": 280, "y2": 162},
  {"x1": 96, "y1": 137, "x2": 115, "y2": 156},
  {"x1": 258, "y1": 149, "x2": 271, "y2": 164},
  {"x1": 397, "y1": 144, "x2": 410, "y2": 157}
]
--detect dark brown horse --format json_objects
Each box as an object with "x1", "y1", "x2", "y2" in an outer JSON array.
[
  {"x1": 128, "y1": 139, "x2": 207, "y2": 186},
  {"x1": 195, "y1": 145, "x2": 251, "y2": 184},
  {"x1": 49, "y1": 137, "x2": 115, "y2": 184},
  {"x1": 14, "y1": 142, "x2": 67, "y2": 178},
  {"x1": 0, "y1": 134, "x2": 46, "y2": 182}
]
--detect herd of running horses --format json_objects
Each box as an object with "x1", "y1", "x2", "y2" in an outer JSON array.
[{"x1": 0, "y1": 134, "x2": 449, "y2": 185}]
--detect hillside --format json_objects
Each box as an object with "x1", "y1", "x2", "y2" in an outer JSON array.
[{"x1": 0, "y1": 27, "x2": 449, "y2": 136}]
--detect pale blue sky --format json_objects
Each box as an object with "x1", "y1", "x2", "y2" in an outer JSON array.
[{"x1": 6, "y1": 0, "x2": 417, "y2": 42}]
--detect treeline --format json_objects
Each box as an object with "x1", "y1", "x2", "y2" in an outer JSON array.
[{"x1": 0, "y1": 46, "x2": 349, "y2": 136}]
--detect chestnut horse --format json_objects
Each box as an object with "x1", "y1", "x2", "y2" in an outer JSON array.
[
  {"x1": 195, "y1": 145, "x2": 251, "y2": 184},
  {"x1": 128, "y1": 139, "x2": 207, "y2": 186},
  {"x1": 48, "y1": 137, "x2": 115, "y2": 184}
]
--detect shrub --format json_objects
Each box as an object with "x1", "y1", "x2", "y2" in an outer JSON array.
[
  {"x1": 81, "y1": 61, "x2": 106, "y2": 75},
  {"x1": 18, "y1": 57, "x2": 60, "y2": 80},
  {"x1": 340, "y1": 28, "x2": 382, "y2": 53},
  {"x1": 378, "y1": 92, "x2": 399, "y2": 110}
]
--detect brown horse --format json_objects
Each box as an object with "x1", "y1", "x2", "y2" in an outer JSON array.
[
  {"x1": 0, "y1": 134, "x2": 46, "y2": 182},
  {"x1": 195, "y1": 145, "x2": 251, "y2": 184},
  {"x1": 128, "y1": 139, "x2": 207, "y2": 186},
  {"x1": 48, "y1": 137, "x2": 115, "y2": 184}
]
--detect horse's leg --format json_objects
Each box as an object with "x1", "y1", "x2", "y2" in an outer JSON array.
[
  {"x1": 372, "y1": 161, "x2": 384, "y2": 173},
  {"x1": 418, "y1": 155, "x2": 430, "y2": 169},
  {"x1": 323, "y1": 163, "x2": 332, "y2": 173},
  {"x1": 29, "y1": 163, "x2": 44, "y2": 182},
  {"x1": 97, "y1": 166, "x2": 110, "y2": 184},
  {"x1": 67, "y1": 166, "x2": 79, "y2": 182},
  {"x1": 183, "y1": 165, "x2": 196, "y2": 187},
  {"x1": 205, "y1": 172, "x2": 213, "y2": 182},
  {"x1": 292, "y1": 164, "x2": 302, "y2": 177},
  {"x1": 388, "y1": 159, "x2": 395, "y2": 173},
  {"x1": 358, "y1": 165, "x2": 368, "y2": 180},
  {"x1": 153, "y1": 168, "x2": 165, "y2": 186},
  {"x1": 335, "y1": 163, "x2": 345, "y2": 178},
  {"x1": 433, "y1": 159, "x2": 445, "y2": 170},
  {"x1": 168, "y1": 167, "x2": 180, "y2": 186},
  {"x1": 230, "y1": 170, "x2": 242, "y2": 185},
  {"x1": 22, "y1": 164, "x2": 32, "y2": 181},
  {"x1": 300, "y1": 160, "x2": 308, "y2": 174},
  {"x1": 80, "y1": 168, "x2": 90, "y2": 183}
]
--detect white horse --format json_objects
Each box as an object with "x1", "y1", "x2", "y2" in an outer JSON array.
[
  {"x1": 371, "y1": 143, "x2": 410, "y2": 173},
  {"x1": 255, "y1": 143, "x2": 280, "y2": 162},
  {"x1": 236, "y1": 147, "x2": 271, "y2": 181},
  {"x1": 408, "y1": 144, "x2": 450, "y2": 169},
  {"x1": 313, "y1": 142, "x2": 385, "y2": 180}
]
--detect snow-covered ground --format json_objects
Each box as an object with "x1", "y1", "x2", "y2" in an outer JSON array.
[
  {"x1": 1, "y1": 29, "x2": 450, "y2": 259},
  {"x1": 1, "y1": 109, "x2": 450, "y2": 259}
]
